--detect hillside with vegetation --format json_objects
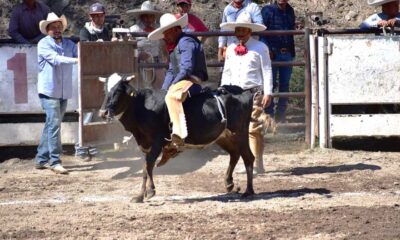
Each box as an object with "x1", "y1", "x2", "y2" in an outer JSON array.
[{"x1": 0, "y1": 0, "x2": 379, "y2": 39}]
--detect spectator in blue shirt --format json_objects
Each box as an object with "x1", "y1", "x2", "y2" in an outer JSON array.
[
  {"x1": 8, "y1": 0, "x2": 50, "y2": 44},
  {"x1": 148, "y1": 13, "x2": 208, "y2": 150},
  {"x1": 260, "y1": 0, "x2": 296, "y2": 123},
  {"x1": 35, "y1": 13, "x2": 78, "y2": 174},
  {"x1": 218, "y1": 0, "x2": 263, "y2": 62}
]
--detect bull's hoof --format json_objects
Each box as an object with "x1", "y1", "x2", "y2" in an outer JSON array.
[
  {"x1": 226, "y1": 184, "x2": 240, "y2": 193},
  {"x1": 234, "y1": 186, "x2": 241, "y2": 193},
  {"x1": 131, "y1": 195, "x2": 144, "y2": 203},
  {"x1": 241, "y1": 190, "x2": 255, "y2": 198},
  {"x1": 145, "y1": 189, "x2": 156, "y2": 200},
  {"x1": 226, "y1": 183, "x2": 234, "y2": 193}
]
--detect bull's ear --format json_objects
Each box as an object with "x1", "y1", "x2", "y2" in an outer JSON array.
[
  {"x1": 125, "y1": 84, "x2": 137, "y2": 97},
  {"x1": 99, "y1": 77, "x2": 107, "y2": 82},
  {"x1": 125, "y1": 75, "x2": 135, "y2": 81}
]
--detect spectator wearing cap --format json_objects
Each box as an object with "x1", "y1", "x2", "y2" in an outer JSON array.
[
  {"x1": 76, "y1": 2, "x2": 109, "y2": 161},
  {"x1": 127, "y1": 1, "x2": 167, "y2": 89},
  {"x1": 8, "y1": 0, "x2": 50, "y2": 44},
  {"x1": 260, "y1": 0, "x2": 296, "y2": 123},
  {"x1": 35, "y1": 13, "x2": 78, "y2": 174},
  {"x1": 218, "y1": 0, "x2": 262, "y2": 62},
  {"x1": 360, "y1": 0, "x2": 400, "y2": 29},
  {"x1": 79, "y1": 2, "x2": 111, "y2": 42},
  {"x1": 174, "y1": 0, "x2": 209, "y2": 42}
]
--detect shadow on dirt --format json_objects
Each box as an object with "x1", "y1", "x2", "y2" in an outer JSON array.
[
  {"x1": 270, "y1": 163, "x2": 381, "y2": 176},
  {"x1": 66, "y1": 146, "x2": 222, "y2": 180},
  {"x1": 0, "y1": 145, "x2": 76, "y2": 163},
  {"x1": 170, "y1": 187, "x2": 331, "y2": 203}
]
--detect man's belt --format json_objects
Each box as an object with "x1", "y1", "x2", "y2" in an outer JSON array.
[
  {"x1": 272, "y1": 48, "x2": 290, "y2": 54},
  {"x1": 188, "y1": 75, "x2": 202, "y2": 85},
  {"x1": 246, "y1": 87, "x2": 263, "y2": 94}
]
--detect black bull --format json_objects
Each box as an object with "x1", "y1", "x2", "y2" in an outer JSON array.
[{"x1": 100, "y1": 77, "x2": 256, "y2": 202}]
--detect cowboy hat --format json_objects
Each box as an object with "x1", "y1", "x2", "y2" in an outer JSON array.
[
  {"x1": 220, "y1": 12, "x2": 266, "y2": 32},
  {"x1": 126, "y1": 1, "x2": 163, "y2": 18},
  {"x1": 39, "y1": 12, "x2": 67, "y2": 35},
  {"x1": 368, "y1": 0, "x2": 399, "y2": 6},
  {"x1": 147, "y1": 13, "x2": 188, "y2": 40}
]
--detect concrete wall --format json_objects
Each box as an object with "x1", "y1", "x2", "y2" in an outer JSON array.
[
  {"x1": 0, "y1": 44, "x2": 79, "y2": 146},
  {"x1": 0, "y1": 44, "x2": 79, "y2": 113}
]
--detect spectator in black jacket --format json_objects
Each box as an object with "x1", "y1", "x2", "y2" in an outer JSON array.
[{"x1": 79, "y1": 2, "x2": 111, "y2": 42}]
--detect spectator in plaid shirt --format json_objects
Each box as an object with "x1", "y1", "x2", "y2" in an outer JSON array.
[{"x1": 260, "y1": 0, "x2": 296, "y2": 123}]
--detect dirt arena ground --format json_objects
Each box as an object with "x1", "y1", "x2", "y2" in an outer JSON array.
[{"x1": 1, "y1": 133, "x2": 400, "y2": 240}]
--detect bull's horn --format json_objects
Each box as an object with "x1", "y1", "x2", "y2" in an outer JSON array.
[
  {"x1": 126, "y1": 75, "x2": 135, "y2": 81},
  {"x1": 98, "y1": 77, "x2": 107, "y2": 82}
]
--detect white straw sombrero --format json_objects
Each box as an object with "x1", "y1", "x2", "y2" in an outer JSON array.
[
  {"x1": 147, "y1": 13, "x2": 188, "y2": 40},
  {"x1": 368, "y1": 0, "x2": 398, "y2": 6},
  {"x1": 220, "y1": 12, "x2": 266, "y2": 32},
  {"x1": 126, "y1": 1, "x2": 163, "y2": 18},
  {"x1": 39, "y1": 12, "x2": 67, "y2": 35}
]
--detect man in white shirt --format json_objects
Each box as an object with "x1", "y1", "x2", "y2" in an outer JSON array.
[{"x1": 220, "y1": 12, "x2": 273, "y2": 173}]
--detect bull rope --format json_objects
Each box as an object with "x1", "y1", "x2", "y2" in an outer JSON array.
[{"x1": 212, "y1": 93, "x2": 227, "y2": 124}]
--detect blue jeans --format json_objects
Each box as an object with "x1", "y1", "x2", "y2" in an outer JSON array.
[
  {"x1": 265, "y1": 52, "x2": 293, "y2": 119},
  {"x1": 35, "y1": 97, "x2": 67, "y2": 166}
]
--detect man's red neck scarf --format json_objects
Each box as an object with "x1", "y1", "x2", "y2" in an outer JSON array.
[
  {"x1": 232, "y1": 2, "x2": 243, "y2": 9},
  {"x1": 234, "y1": 40, "x2": 248, "y2": 56},
  {"x1": 165, "y1": 33, "x2": 184, "y2": 53},
  {"x1": 166, "y1": 42, "x2": 177, "y2": 53}
]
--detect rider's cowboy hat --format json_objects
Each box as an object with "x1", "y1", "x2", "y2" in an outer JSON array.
[
  {"x1": 126, "y1": 1, "x2": 163, "y2": 18},
  {"x1": 147, "y1": 13, "x2": 188, "y2": 40},
  {"x1": 368, "y1": 0, "x2": 399, "y2": 6},
  {"x1": 39, "y1": 12, "x2": 67, "y2": 35},
  {"x1": 220, "y1": 12, "x2": 266, "y2": 32}
]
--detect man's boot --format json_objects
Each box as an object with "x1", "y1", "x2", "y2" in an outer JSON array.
[{"x1": 171, "y1": 133, "x2": 185, "y2": 152}]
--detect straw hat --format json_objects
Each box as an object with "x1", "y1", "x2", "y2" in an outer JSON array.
[
  {"x1": 368, "y1": 0, "x2": 399, "y2": 6},
  {"x1": 126, "y1": 1, "x2": 163, "y2": 18},
  {"x1": 39, "y1": 12, "x2": 68, "y2": 35},
  {"x1": 148, "y1": 13, "x2": 188, "y2": 40},
  {"x1": 220, "y1": 12, "x2": 266, "y2": 32}
]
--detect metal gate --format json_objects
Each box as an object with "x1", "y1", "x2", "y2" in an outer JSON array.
[
  {"x1": 78, "y1": 41, "x2": 138, "y2": 146},
  {"x1": 317, "y1": 35, "x2": 400, "y2": 147}
]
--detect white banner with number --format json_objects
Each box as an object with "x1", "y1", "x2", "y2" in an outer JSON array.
[{"x1": 0, "y1": 44, "x2": 78, "y2": 113}]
